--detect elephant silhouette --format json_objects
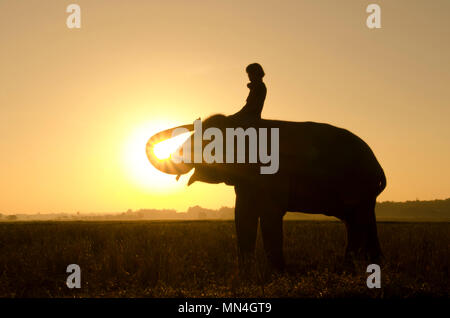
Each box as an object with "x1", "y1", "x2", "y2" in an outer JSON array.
[{"x1": 147, "y1": 114, "x2": 386, "y2": 270}]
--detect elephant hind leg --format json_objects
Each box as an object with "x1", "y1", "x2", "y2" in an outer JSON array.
[
  {"x1": 260, "y1": 210, "x2": 285, "y2": 271},
  {"x1": 344, "y1": 198, "x2": 382, "y2": 265},
  {"x1": 366, "y1": 200, "x2": 382, "y2": 263}
]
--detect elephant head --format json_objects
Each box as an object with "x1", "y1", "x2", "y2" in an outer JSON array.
[{"x1": 146, "y1": 114, "x2": 269, "y2": 186}]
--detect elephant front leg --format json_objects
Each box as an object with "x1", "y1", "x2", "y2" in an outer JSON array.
[
  {"x1": 234, "y1": 190, "x2": 258, "y2": 270},
  {"x1": 260, "y1": 210, "x2": 285, "y2": 271}
]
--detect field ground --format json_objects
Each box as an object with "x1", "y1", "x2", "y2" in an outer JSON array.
[{"x1": 0, "y1": 221, "x2": 448, "y2": 298}]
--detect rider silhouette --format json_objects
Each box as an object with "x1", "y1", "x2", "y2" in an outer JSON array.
[{"x1": 230, "y1": 63, "x2": 266, "y2": 122}]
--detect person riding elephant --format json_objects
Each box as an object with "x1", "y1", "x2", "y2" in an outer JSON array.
[
  {"x1": 146, "y1": 63, "x2": 386, "y2": 271},
  {"x1": 229, "y1": 63, "x2": 267, "y2": 123}
]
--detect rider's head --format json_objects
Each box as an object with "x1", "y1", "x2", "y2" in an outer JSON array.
[{"x1": 246, "y1": 63, "x2": 265, "y2": 82}]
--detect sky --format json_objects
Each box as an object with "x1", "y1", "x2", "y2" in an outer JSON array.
[{"x1": 0, "y1": 0, "x2": 449, "y2": 214}]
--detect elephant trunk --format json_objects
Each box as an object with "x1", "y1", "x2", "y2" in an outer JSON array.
[{"x1": 146, "y1": 124, "x2": 194, "y2": 175}]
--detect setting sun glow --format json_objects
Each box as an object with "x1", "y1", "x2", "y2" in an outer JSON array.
[
  {"x1": 153, "y1": 133, "x2": 192, "y2": 160},
  {"x1": 121, "y1": 121, "x2": 193, "y2": 193}
]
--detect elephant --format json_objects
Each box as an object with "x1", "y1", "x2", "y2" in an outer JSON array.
[{"x1": 146, "y1": 114, "x2": 386, "y2": 270}]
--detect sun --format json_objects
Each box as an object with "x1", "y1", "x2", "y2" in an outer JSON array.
[
  {"x1": 152, "y1": 133, "x2": 191, "y2": 160},
  {"x1": 122, "y1": 120, "x2": 192, "y2": 192}
]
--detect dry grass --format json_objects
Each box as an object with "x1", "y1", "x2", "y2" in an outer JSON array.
[{"x1": 0, "y1": 221, "x2": 448, "y2": 298}]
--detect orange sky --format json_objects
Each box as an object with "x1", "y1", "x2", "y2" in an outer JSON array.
[{"x1": 1, "y1": 0, "x2": 449, "y2": 214}]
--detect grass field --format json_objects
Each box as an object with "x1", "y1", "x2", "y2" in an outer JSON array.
[{"x1": 0, "y1": 221, "x2": 448, "y2": 298}]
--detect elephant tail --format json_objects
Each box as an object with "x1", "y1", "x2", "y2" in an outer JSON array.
[{"x1": 375, "y1": 167, "x2": 387, "y2": 196}]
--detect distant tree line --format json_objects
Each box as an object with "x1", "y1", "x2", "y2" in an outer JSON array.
[
  {"x1": 1, "y1": 199, "x2": 449, "y2": 221},
  {"x1": 375, "y1": 198, "x2": 450, "y2": 220}
]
